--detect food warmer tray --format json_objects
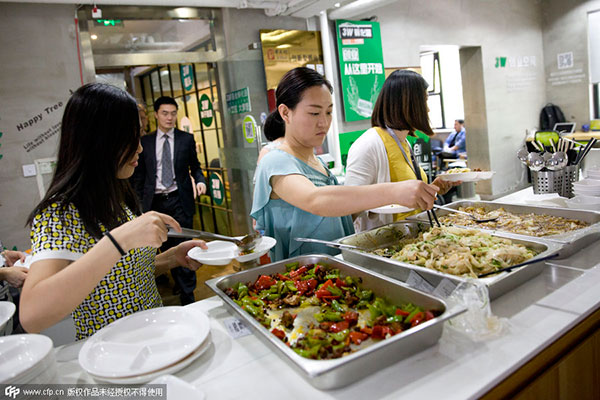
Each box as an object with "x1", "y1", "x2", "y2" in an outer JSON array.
[
  {"x1": 337, "y1": 221, "x2": 563, "y2": 300},
  {"x1": 407, "y1": 200, "x2": 600, "y2": 246},
  {"x1": 205, "y1": 254, "x2": 465, "y2": 390}
]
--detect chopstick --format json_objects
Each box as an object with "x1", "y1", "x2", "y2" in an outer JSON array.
[
  {"x1": 574, "y1": 138, "x2": 597, "y2": 165},
  {"x1": 575, "y1": 138, "x2": 597, "y2": 165},
  {"x1": 477, "y1": 254, "x2": 560, "y2": 278}
]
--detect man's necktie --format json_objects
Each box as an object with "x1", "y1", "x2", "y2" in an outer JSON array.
[{"x1": 161, "y1": 135, "x2": 174, "y2": 188}]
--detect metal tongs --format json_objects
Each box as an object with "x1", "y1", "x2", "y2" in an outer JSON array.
[
  {"x1": 433, "y1": 205, "x2": 499, "y2": 223},
  {"x1": 167, "y1": 227, "x2": 262, "y2": 251}
]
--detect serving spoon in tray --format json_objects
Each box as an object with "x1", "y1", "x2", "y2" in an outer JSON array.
[
  {"x1": 167, "y1": 227, "x2": 262, "y2": 252},
  {"x1": 294, "y1": 237, "x2": 370, "y2": 252},
  {"x1": 433, "y1": 205, "x2": 499, "y2": 223}
]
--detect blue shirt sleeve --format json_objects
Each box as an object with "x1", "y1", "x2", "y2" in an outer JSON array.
[
  {"x1": 250, "y1": 150, "x2": 303, "y2": 217},
  {"x1": 455, "y1": 130, "x2": 466, "y2": 152}
]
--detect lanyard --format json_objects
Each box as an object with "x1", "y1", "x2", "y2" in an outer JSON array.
[{"x1": 385, "y1": 127, "x2": 424, "y2": 182}]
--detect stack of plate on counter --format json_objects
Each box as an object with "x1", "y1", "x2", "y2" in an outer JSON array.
[
  {"x1": 78, "y1": 307, "x2": 211, "y2": 383},
  {"x1": 0, "y1": 334, "x2": 57, "y2": 384},
  {"x1": 572, "y1": 179, "x2": 600, "y2": 197}
]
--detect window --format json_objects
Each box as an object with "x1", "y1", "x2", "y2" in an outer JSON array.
[{"x1": 421, "y1": 52, "x2": 446, "y2": 129}]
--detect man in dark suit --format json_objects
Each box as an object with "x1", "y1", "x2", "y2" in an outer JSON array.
[{"x1": 135, "y1": 96, "x2": 206, "y2": 305}]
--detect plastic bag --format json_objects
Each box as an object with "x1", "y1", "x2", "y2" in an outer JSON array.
[{"x1": 444, "y1": 279, "x2": 508, "y2": 341}]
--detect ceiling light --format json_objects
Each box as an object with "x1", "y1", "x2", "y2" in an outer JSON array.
[
  {"x1": 90, "y1": 34, "x2": 98, "y2": 40},
  {"x1": 334, "y1": 2, "x2": 341, "y2": 7}
]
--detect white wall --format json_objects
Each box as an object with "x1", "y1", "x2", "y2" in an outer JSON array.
[
  {"x1": 336, "y1": 0, "x2": 547, "y2": 197},
  {"x1": 542, "y1": 0, "x2": 600, "y2": 123},
  {"x1": 0, "y1": 2, "x2": 82, "y2": 250}
]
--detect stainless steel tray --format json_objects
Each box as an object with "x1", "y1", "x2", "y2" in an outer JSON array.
[
  {"x1": 337, "y1": 221, "x2": 564, "y2": 299},
  {"x1": 407, "y1": 200, "x2": 600, "y2": 245},
  {"x1": 205, "y1": 254, "x2": 464, "y2": 390}
]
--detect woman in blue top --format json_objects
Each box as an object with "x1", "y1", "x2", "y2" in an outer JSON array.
[{"x1": 252, "y1": 68, "x2": 439, "y2": 261}]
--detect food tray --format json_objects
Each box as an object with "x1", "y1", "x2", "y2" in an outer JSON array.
[
  {"x1": 205, "y1": 255, "x2": 464, "y2": 390},
  {"x1": 407, "y1": 200, "x2": 600, "y2": 245},
  {"x1": 337, "y1": 221, "x2": 563, "y2": 299}
]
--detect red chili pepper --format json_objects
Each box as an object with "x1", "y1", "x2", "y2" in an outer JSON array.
[
  {"x1": 329, "y1": 321, "x2": 349, "y2": 333},
  {"x1": 334, "y1": 278, "x2": 348, "y2": 288},
  {"x1": 371, "y1": 325, "x2": 393, "y2": 339},
  {"x1": 254, "y1": 275, "x2": 276, "y2": 291},
  {"x1": 276, "y1": 273, "x2": 290, "y2": 281},
  {"x1": 349, "y1": 331, "x2": 369, "y2": 345},
  {"x1": 342, "y1": 311, "x2": 359, "y2": 326},
  {"x1": 271, "y1": 328, "x2": 286, "y2": 341},
  {"x1": 289, "y1": 266, "x2": 307, "y2": 279},
  {"x1": 294, "y1": 278, "x2": 317, "y2": 295},
  {"x1": 409, "y1": 312, "x2": 425, "y2": 328},
  {"x1": 395, "y1": 309, "x2": 410, "y2": 316}
]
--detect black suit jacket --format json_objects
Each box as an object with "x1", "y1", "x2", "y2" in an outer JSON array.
[{"x1": 135, "y1": 129, "x2": 206, "y2": 217}]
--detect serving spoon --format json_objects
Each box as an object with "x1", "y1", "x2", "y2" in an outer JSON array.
[
  {"x1": 433, "y1": 205, "x2": 499, "y2": 223},
  {"x1": 167, "y1": 227, "x2": 262, "y2": 251}
]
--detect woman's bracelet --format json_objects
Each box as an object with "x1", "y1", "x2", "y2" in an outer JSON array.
[{"x1": 103, "y1": 231, "x2": 126, "y2": 257}]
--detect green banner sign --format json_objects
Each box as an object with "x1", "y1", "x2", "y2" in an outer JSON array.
[
  {"x1": 180, "y1": 65, "x2": 194, "y2": 92},
  {"x1": 226, "y1": 87, "x2": 251, "y2": 115},
  {"x1": 199, "y1": 94, "x2": 214, "y2": 127},
  {"x1": 335, "y1": 20, "x2": 385, "y2": 122},
  {"x1": 209, "y1": 172, "x2": 225, "y2": 205}
]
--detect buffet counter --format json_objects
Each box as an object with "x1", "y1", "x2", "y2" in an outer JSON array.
[{"x1": 52, "y1": 188, "x2": 600, "y2": 399}]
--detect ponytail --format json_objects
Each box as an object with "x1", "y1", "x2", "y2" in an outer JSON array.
[{"x1": 263, "y1": 110, "x2": 285, "y2": 141}]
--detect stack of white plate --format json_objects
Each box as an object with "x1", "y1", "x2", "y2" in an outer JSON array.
[
  {"x1": 565, "y1": 195, "x2": 600, "y2": 211},
  {"x1": 78, "y1": 307, "x2": 211, "y2": 384},
  {"x1": 573, "y1": 179, "x2": 600, "y2": 197},
  {"x1": 585, "y1": 167, "x2": 600, "y2": 180},
  {"x1": 0, "y1": 334, "x2": 57, "y2": 384}
]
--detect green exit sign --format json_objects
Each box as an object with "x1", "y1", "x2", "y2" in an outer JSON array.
[{"x1": 95, "y1": 19, "x2": 123, "y2": 26}]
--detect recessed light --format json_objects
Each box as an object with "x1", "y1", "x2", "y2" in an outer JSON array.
[
  {"x1": 334, "y1": 2, "x2": 341, "y2": 7},
  {"x1": 91, "y1": 34, "x2": 98, "y2": 40}
]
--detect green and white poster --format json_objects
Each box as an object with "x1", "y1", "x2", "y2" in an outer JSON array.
[
  {"x1": 335, "y1": 20, "x2": 385, "y2": 122},
  {"x1": 199, "y1": 94, "x2": 213, "y2": 127},
  {"x1": 180, "y1": 64, "x2": 194, "y2": 92}
]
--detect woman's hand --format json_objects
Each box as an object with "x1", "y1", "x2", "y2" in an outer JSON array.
[
  {"x1": 1, "y1": 266, "x2": 28, "y2": 288},
  {"x1": 431, "y1": 177, "x2": 462, "y2": 195},
  {"x1": 2, "y1": 250, "x2": 27, "y2": 267},
  {"x1": 393, "y1": 180, "x2": 439, "y2": 210},
  {"x1": 174, "y1": 240, "x2": 208, "y2": 271},
  {"x1": 111, "y1": 211, "x2": 182, "y2": 251}
]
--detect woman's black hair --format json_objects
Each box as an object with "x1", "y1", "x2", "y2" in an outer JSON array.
[
  {"x1": 371, "y1": 70, "x2": 434, "y2": 137},
  {"x1": 263, "y1": 67, "x2": 333, "y2": 141},
  {"x1": 27, "y1": 83, "x2": 141, "y2": 237}
]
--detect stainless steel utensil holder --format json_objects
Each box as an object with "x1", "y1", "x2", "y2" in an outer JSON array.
[{"x1": 532, "y1": 165, "x2": 579, "y2": 197}]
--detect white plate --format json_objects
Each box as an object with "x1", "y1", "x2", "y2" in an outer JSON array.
[
  {"x1": 90, "y1": 335, "x2": 212, "y2": 384},
  {"x1": 235, "y1": 236, "x2": 277, "y2": 263},
  {"x1": 0, "y1": 334, "x2": 53, "y2": 383},
  {"x1": 368, "y1": 204, "x2": 414, "y2": 214},
  {"x1": 438, "y1": 171, "x2": 495, "y2": 182},
  {"x1": 0, "y1": 302, "x2": 16, "y2": 332},
  {"x1": 79, "y1": 307, "x2": 210, "y2": 378},
  {"x1": 573, "y1": 179, "x2": 600, "y2": 187},
  {"x1": 187, "y1": 241, "x2": 237, "y2": 266}
]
